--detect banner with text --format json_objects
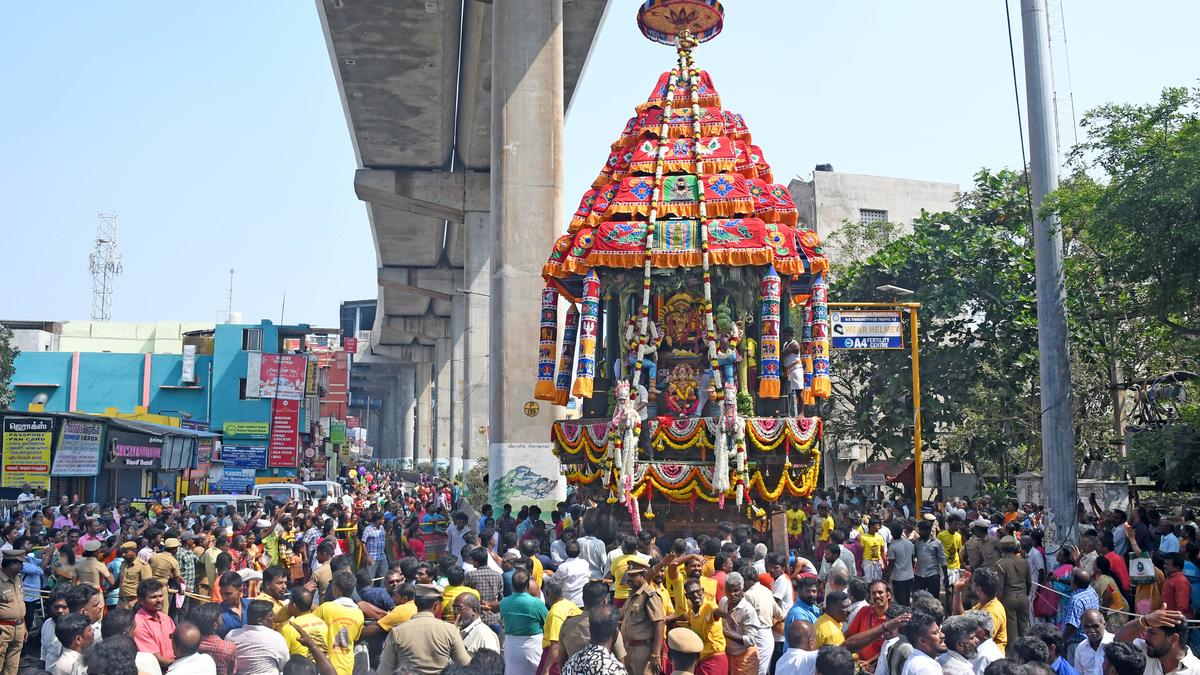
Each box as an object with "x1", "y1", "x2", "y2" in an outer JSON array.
[
  {"x1": 830, "y1": 310, "x2": 904, "y2": 349},
  {"x1": 223, "y1": 421, "x2": 269, "y2": 439},
  {"x1": 220, "y1": 444, "x2": 267, "y2": 470},
  {"x1": 247, "y1": 353, "x2": 308, "y2": 400},
  {"x1": 51, "y1": 419, "x2": 104, "y2": 477},
  {"x1": 106, "y1": 429, "x2": 164, "y2": 470},
  {"x1": 268, "y1": 398, "x2": 299, "y2": 467},
  {"x1": 2, "y1": 416, "x2": 52, "y2": 489}
]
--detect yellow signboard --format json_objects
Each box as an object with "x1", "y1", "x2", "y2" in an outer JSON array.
[{"x1": 2, "y1": 416, "x2": 52, "y2": 490}]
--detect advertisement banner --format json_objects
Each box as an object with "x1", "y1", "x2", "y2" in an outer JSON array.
[
  {"x1": 342, "y1": 337, "x2": 358, "y2": 354},
  {"x1": 214, "y1": 467, "x2": 256, "y2": 493},
  {"x1": 268, "y1": 399, "x2": 299, "y2": 467},
  {"x1": 220, "y1": 445, "x2": 267, "y2": 470},
  {"x1": 330, "y1": 420, "x2": 346, "y2": 444},
  {"x1": 830, "y1": 310, "x2": 905, "y2": 349},
  {"x1": 305, "y1": 358, "x2": 318, "y2": 397},
  {"x1": 182, "y1": 344, "x2": 197, "y2": 383},
  {"x1": 51, "y1": 419, "x2": 104, "y2": 477},
  {"x1": 247, "y1": 353, "x2": 308, "y2": 400},
  {"x1": 223, "y1": 421, "x2": 269, "y2": 439},
  {"x1": 2, "y1": 416, "x2": 53, "y2": 489}
]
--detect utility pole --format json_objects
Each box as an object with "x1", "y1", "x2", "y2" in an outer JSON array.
[{"x1": 1021, "y1": 0, "x2": 1077, "y2": 551}]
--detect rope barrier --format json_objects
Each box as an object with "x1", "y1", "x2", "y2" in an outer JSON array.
[{"x1": 1029, "y1": 579, "x2": 1200, "y2": 625}]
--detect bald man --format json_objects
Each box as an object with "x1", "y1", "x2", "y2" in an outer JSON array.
[
  {"x1": 776, "y1": 620, "x2": 817, "y2": 675},
  {"x1": 1073, "y1": 609, "x2": 1112, "y2": 675},
  {"x1": 171, "y1": 622, "x2": 218, "y2": 674}
]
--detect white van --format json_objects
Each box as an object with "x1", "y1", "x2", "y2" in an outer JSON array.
[
  {"x1": 251, "y1": 482, "x2": 313, "y2": 506},
  {"x1": 302, "y1": 480, "x2": 344, "y2": 502},
  {"x1": 183, "y1": 494, "x2": 262, "y2": 518}
]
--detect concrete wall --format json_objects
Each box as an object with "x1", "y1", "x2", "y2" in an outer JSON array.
[
  {"x1": 10, "y1": 329, "x2": 58, "y2": 353},
  {"x1": 58, "y1": 321, "x2": 214, "y2": 354},
  {"x1": 788, "y1": 170, "x2": 959, "y2": 253}
]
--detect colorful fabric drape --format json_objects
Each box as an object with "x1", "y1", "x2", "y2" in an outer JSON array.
[
  {"x1": 758, "y1": 265, "x2": 782, "y2": 398},
  {"x1": 572, "y1": 271, "x2": 601, "y2": 398},
  {"x1": 534, "y1": 285, "x2": 560, "y2": 400},
  {"x1": 809, "y1": 273, "x2": 831, "y2": 398},
  {"x1": 801, "y1": 303, "x2": 815, "y2": 407},
  {"x1": 553, "y1": 304, "x2": 580, "y2": 405}
]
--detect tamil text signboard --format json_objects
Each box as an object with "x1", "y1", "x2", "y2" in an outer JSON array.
[
  {"x1": 220, "y1": 445, "x2": 267, "y2": 470},
  {"x1": 2, "y1": 416, "x2": 52, "y2": 489},
  {"x1": 247, "y1": 353, "x2": 308, "y2": 400},
  {"x1": 268, "y1": 399, "x2": 299, "y2": 467},
  {"x1": 830, "y1": 310, "x2": 904, "y2": 349},
  {"x1": 51, "y1": 419, "x2": 104, "y2": 477}
]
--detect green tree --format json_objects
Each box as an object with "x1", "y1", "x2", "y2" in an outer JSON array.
[
  {"x1": 828, "y1": 169, "x2": 1042, "y2": 484},
  {"x1": 0, "y1": 325, "x2": 17, "y2": 408}
]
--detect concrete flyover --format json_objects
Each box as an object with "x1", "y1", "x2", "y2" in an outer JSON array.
[{"x1": 317, "y1": 0, "x2": 609, "y2": 492}]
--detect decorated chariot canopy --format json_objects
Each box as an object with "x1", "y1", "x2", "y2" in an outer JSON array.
[{"x1": 535, "y1": 0, "x2": 832, "y2": 529}]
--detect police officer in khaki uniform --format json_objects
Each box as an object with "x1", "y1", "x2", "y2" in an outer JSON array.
[
  {"x1": 75, "y1": 540, "x2": 114, "y2": 592},
  {"x1": 665, "y1": 627, "x2": 703, "y2": 675},
  {"x1": 0, "y1": 549, "x2": 28, "y2": 675},
  {"x1": 149, "y1": 538, "x2": 184, "y2": 612},
  {"x1": 119, "y1": 541, "x2": 154, "y2": 608},
  {"x1": 619, "y1": 558, "x2": 665, "y2": 675}
]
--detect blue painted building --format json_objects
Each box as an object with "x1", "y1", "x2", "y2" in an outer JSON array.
[{"x1": 10, "y1": 320, "x2": 323, "y2": 494}]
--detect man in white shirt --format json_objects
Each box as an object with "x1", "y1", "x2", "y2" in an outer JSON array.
[
  {"x1": 898, "y1": 613, "x2": 943, "y2": 675},
  {"x1": 964, "y1": 610, "x2": 1003, "y2": 673},
  {"x1": 1073, "y1": 610, "x2": 1111, "y2": 675},
  {"x1": 741, "y1": 564, "x2": 784, "y2": 675},
  {"x1": 936, "y1": 615, "x2": 978, "y2": 675},
  {"x1": 40, "y1": 590, "x2": 69, "y2": 670},
  {"x1": 49, "y1": 614, "x2": 93, "y2": 675},
  {"x1": 768, "y1": 553, "x2": 795, "y2": 657},
  {"x1": 554, "y1": 541, "x2": 592, "y2": 608},
  {"x1": 1113, "y1": 607, "x2": 1200, "y2": 675},
  {"x1": 776, "y1": 619, "x2": 817, "y2": 675},
  {"x1": 226, "y1": 600, "x2": 290, "y2": 675},
  {"x1": 454, "y1": 593, "x2": 500, "y2": 658},
  {"x1": 167, "y1": 623, "x2": 217, "y2": 675},
  {"x1": 446, "y1": 513, "x2": 471, "y2": 563},
  {"x1": 574, "y1": 525, "x2": 609, "y2": 581}
]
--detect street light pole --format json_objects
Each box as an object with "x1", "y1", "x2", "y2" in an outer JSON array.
[{"x1": 1021, "y1": 0, "x2": 1078, "y2": 551}]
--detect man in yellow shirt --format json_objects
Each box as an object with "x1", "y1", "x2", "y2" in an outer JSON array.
[
  {"x1": 815, "y1": 590, "x2": 850, "y2": 647},
  {"x1": 440, "y1": 567, "x2": 480, "y2": 624},
  {"x1": 312, "y1": 570, "x2": 364, "y2": 675},
  {"x1": 937, "y1": 514, "x2": 964, "y2": 587},
  {"x1": 256, "y1": 565, "x2": 292, "y2": 629},
  {"x1": 860, "y1": 518, "x2": 887, "y2": 582},
  {"x1": 281, "y1": 587, "x2": 329, "y2": 658},
  {"x1": 951, "y1": 566, "x2": 1008, "y2": 652},
  {"x1": 663, "y1": 553, "x2": 716, "y2": 612},
  {"x1": 609, "y1": 536, "x2": 649, "y2": 606},
  {"x1": 815, "y1": 503, "x2": 835, "y2": 560},
  {"x1": 363, "y1": 584, "x2": 416, "y2": 638},
  {"x1": 674, "y1": 577, "x2": 726, "y2": 673},
  {"x1": 540, "y1": 574, "x2": 581, "y2": 675},
  {"x1": 786, "y1": 501, "x2": 808, "y2": 553}
]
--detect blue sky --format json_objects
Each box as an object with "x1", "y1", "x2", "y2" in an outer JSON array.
[{"x1": 3, "y1": 1, "x2": 1197, "y2": 327}]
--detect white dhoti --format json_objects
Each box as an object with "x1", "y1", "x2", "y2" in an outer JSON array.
[
  {"x1": 863, "y1": 559, "x2": 884, "y2": 582},
  {"x1": 504, "y1": 634, "x2": 543, "y2": 675},
  {"x1": 752, "y1": 627, "x2": 775, "y2": 675}
]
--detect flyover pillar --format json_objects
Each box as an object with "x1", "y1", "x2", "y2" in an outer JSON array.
[
  {"x1": 489, "y1": 0, "x2": 567, "y2": 509},
  {"x1": 415, "y1": 363, "x2": 433, "y2": 469},
  {"x1": 398, "y1": 366, "x2": 416, "y2": 469},
  {"x1": 450, "y1": 295, "x2": 466, "y2": 478},
  {"x1": 462, "y1": 173, "x2": 491, "y2": 475},
  {"x1": 434, "y1": 337, "x2": 453, "y2": 473}
]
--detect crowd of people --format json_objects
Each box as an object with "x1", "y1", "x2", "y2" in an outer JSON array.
[{"x1": 2, "y1": 477, "x2": 1199, "y2": 675}]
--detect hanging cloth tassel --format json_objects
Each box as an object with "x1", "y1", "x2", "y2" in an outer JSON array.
[
  {"x1": 552, "y1": 304, "x2": 580, "y2": 405},
  {"x1": 802, "y1": 303, "x2": 816, "y2": 407},
  {"x1": 534, "y1": 285, "x2": 560, "y2": 401},
  {"x1": 572, "y1": 270, "x2": 602, "y2": 398},
  {"x1": 758, "y1": 265, "x2": 782, "y2": 398},
  {"x1": 810, "y1": 272, "x2": 832, "y2": 398}
]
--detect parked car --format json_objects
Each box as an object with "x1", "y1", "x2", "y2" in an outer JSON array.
[
  {"x1": 302, "y1": 480, "x2": 344, "y2": 502},
  {"x1": 251, "y1": 482, "x2": 314, "y2": 506},
  {"x1": 183, "y1": 494, "x2": 262, "y2": 518}
]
